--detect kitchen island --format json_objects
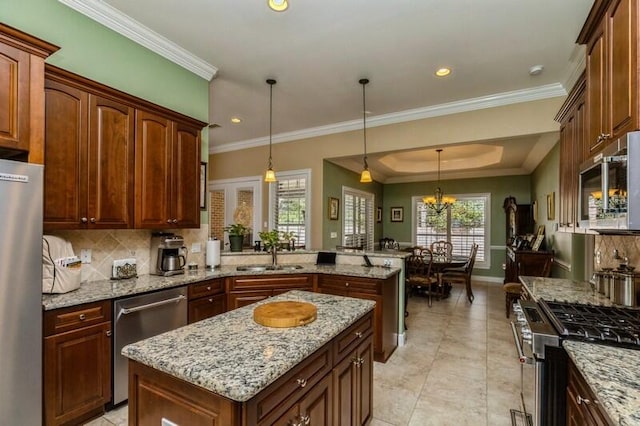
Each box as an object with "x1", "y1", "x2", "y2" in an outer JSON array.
[
  {"x1": 519, "y1": 275, "x2": 612, "y2": 305},
  {"x1": 122, "y1": 290, "x2": 375, "y2": 425}
]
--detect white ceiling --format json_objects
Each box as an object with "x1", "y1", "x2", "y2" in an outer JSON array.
[{"x1": 67, "y1": 0, "x2": 594, "y2": 182}]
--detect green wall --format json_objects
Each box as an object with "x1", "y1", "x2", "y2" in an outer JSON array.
[
  {"x1": 5, "y1": 0, "x2": 210, "y2": 223},
  {"x1": 322, "y1": 161, "x2": 384, "y2": 249},
  {"x1": 531, "y1": 142, "x2": 589, "y2": 280}
]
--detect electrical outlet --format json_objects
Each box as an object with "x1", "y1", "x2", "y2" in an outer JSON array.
[
  {"x1": 80, "y1": 249, "x2": 92, "y2": 264},
  {"x1": 191, "y1": 242, "x2": 201, "y2": 253}
]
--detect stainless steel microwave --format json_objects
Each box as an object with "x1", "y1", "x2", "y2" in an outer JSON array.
[{"x1": 578, "y1": 131, "x2": 640, "y2": 233}]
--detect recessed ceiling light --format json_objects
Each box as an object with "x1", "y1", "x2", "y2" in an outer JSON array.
[
  {"x1": 435, "y1": 67, "x2": 451, "y2": 77},
  {"x1": 529, "y1": 65, "x2": 544, "y2": 76},
  {"x1": 268, "y1": 0, "x2": 288, "y2": 12},
  {"x1": 230, "y1": 117, "x2": 242, "y2": 124}
]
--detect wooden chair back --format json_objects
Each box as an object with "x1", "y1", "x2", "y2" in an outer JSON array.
[{"x1": 430, "y1": 240, "x2": 453, "y2": 258}]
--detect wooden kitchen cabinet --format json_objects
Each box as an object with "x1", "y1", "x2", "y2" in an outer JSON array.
[
  {"x1": 332, "y1": 337, "x2": 373, "y2": 425},
  {"x1": 504, "y1": 247, "x2": 554, "y2": 283},
  {"x1": 317, "y1": 273, "x2": 398, "y2": 363},
  {"x1": 567, "y1": 358, "x2": 613, "y2": 426},
  {"x1": 43, "y1": 300, "x2": 112, "y2": 426},
  {"x1": 188, "y1": 278, "x2": 226, "y2": 323},
  {"x1": 579, "y1": 0, "x2": 640, "y2": 154},
  {"x1": 44, "y1": 69, "x2": 135, "y2": 230},
  {"x1": 134, "y1": 110, "x2": 201, "y2": 229},
  {"x1": 226, "y1": 274, "x2": 313, "y2": 311},
  {"x1": 555, "y1": 74, "x2": 587, "y2": 232},
  {"x1": 0, "y1": 24, "x2": 58, "y2": 162}
]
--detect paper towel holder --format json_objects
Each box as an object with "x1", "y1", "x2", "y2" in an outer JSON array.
[{"x1": 206, "y1": 238, "x2": 221, "y2": 269}]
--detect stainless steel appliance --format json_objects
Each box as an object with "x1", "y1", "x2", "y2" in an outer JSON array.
[
  {"x1": 150, "y1": 232, "x2": 187, "y2": 276},
  {"x1": 512, "y1": 298, "x2": 640, "y2": 426},
  {"x1": 578, "y1": 131, "x2": 640, "y2": 233},
  {"x1": 113, "y1": 287, "x2": 187, "y2": 405},
  {"x1": 0, "y1": 159, "x2": 43, "y2": 424},
  {"x1": 594, "y1": 267, "x2": 640, "y2": 307}
]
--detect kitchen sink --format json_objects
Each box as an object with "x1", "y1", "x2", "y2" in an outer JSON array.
[{"x1": 236, "y1": 264, "x2": 304, "y2": 271}]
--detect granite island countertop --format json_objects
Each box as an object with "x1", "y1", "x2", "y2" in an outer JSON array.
[
  {"x1": 121, "y1": 290, "x2": 375, "y2": 402},
  {"x1": 564, "y1": 340, "x2": 640, "y2": 426},
  {"x1": 42, "y1": 263, "x2": 400, "y2": 311},
  {"x1": 519, "y1": 276, "x2": 612, "y2": 305}
]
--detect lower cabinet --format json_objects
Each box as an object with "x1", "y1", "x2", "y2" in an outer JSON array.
[
  {"x1": 226, "y1": 274, "x2": 313, "y2": 311},
  {"x1": 317, "y1": 274, "x2": 398, "y2": 362},
  {"x1": 128, "y1": 310, "x2": 374, "y2": 426},
  {"x1": 188, "y1": 278, "x2": 225, "y2": 323},
  {"x1": 43, "y1": 301, "x2": 112, "y2": 426},
  {"x1": 566, "y1": 358, "x2": 612, "y2": 426}
]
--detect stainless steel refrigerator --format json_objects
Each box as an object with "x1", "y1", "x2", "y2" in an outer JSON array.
[{"x1": 0, "y1": 158, "x2": 43, "y2": 424}]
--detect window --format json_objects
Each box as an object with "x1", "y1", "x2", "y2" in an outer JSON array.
[
  {"x1": 269, "y1": 169, "x2": 311, "y2": 249},
  {"x1": 413, "y1": 193, "x2": 490, "y2": 268},
  {"x1": 342, "y1": 187, "x2": 374, "y2": 251}
]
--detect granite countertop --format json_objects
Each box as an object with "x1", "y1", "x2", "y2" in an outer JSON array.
[
  {"x1": 42, "y1": 264, "x2": 400, "y2": 311},
  {"x1": 519, "y1": 276, "x2": 612, "y2": 305},
  {"x1": 121, "y1": 290, "x2": 375, "y2": 402},
  {"x1": 564, "y1": 340, "x2": 640, "y2": 426}
]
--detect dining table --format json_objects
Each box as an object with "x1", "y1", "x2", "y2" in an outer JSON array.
[{"x1": 430, "y1": 255, "x2": 468, "y2": 299}]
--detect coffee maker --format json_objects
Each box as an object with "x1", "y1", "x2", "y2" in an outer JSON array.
[{"x1": 150, "y1": 232, "x2": 187, "y2": 276}]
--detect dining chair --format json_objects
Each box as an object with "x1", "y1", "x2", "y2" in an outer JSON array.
[
  {"x1": 502, "y1": 255, "x2": 553, "y2": 317},
  {"x1": 430, "y1": 240, "x2": 453, "y2": 259},
  {"x1": 405, "y1": 248, "x2": 439, "y2": 307},
  {"x1": 441, "y1": 243, "x2": 478, "y2": 303}
]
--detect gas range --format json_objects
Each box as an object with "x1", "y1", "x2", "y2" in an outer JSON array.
[{"x1": 539, "y1": 300, "x2": 640, "y2": 349}]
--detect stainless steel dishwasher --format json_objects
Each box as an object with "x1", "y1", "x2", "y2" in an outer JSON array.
[{"x1": 113, "y1": 286, "x2": 187, "y2": 405}]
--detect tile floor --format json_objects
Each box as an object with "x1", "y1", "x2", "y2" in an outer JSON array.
[{"x1": 86, "y1": 280, "x2": 522, "y2": 426}]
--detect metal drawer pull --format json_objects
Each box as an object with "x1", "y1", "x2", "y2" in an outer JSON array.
[
  {"x1": 576, "y1": 395, "x2": 591, "y2": 405},
  {"x1": 355, "y1": 331, "x2": 363, "y2": 338},
  {"x1": 206, "y1": 286, "x2": 211, "y2": 291},
  {"x1": 296, "y1": 378, "x2": 307, "y2": 388},
  {"x1": 79, "y1": 314, "x2": 86, "y2": 321},
  {"x1": 106, "y1": 330, "x2": 112, "y2": 337},
  {"x1": 208, "y1": 298, "x2": 213, "y2": 303},
  {"x1": 510, "y1": 321, "x2": 532, "y2": 364},
  {"x1": 120, "y1": 295, "x2": 186, "y2": 315},
  {"x1": 300, "y1": 415, "x2": 310, "y2": 425}
]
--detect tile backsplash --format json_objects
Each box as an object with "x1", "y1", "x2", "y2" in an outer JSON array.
[
  {"x1": 594, "y1": 234, "x2": 640, "y2": 269},
  {"x1": 48, "y1": 225, "x2": 209, "y2": 282}
]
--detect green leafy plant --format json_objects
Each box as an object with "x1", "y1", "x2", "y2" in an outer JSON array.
[
  {"x1": 259, "y1": 230, "x2": 281, "y2": 249},
  {"x1": 224, "y1": 223, "x2": 251, "y2": 236},
  {"x1": 281, "y1": 231, "x2": 296, "y2": 241}
]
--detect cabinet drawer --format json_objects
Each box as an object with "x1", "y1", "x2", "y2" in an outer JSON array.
[
  {"x1": 318, "y1": 275, "x2": 381, "y2": 294},
  {"x1": 188, "y1": 278, "x2": 224, "y2": 299},
  {"x1": 188, "y1": 294, "x2": 225, "y2": 323},
  {"x1": 333, "y1": 311, "x2": 374, "y2": 364},
  {"x1": 230, "y1": 274, "x2": 312, "y2": 291},
  {"x1": 44, "y1": 300, "x2": 112, "y2": 336},
  {"x1": 248, "y1": 343, "x2": 332, "y2": 424}
]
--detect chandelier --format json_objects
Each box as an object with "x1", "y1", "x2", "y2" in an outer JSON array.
[{"x1": 423, "y1": 149, "x2": 456, "y2": 214}]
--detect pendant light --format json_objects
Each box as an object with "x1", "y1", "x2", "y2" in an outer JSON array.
[
  {"x1": 267, "y1": 0, "x2": 288, "y2": 12},
  {"x1": 264, "y1": 79, "x2": 277, "y2": 183},
  {"x1": 423, "y1": 149, "x2": 456, "y2": 214},
  {"x1": 359, "y1": 78, "x2": 372, "y2": 183}
]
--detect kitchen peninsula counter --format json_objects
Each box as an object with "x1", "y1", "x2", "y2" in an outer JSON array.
[
  {"x1": 42, "y1": 263, "x2": 400, "y2": 311},
  {"x1": 564, "y1": 340, "x2": 640, "y2": 426},
  {"x1": 519, "y1": 276, "x2": 612, "y2": 305},
  {"x1": 123, "y1": 290, "x2": 376, "y2": 424}
]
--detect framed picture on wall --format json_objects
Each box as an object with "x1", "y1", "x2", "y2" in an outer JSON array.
[
  {"x1": 200, "y1": 162, "x2": 207, "y2": 210},
  {"x1": 376, "y1": 207, "x2": 382, "y2": 223},
  {"x1": 390, "y1": 207, "x2": 403, "y2": 222},
  {"x1": 329, "y1": 197, "x2": 339, "y2": 220}
]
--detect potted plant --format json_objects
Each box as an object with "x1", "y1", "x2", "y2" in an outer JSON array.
[
  {"x1": 258, "y1": 230, "x2": 280, "y2": 251},
  {"x1": 225, "y1": 223, "x2": 251, "y2": 252}
]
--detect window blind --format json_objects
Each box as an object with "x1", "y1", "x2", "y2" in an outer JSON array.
[{"x1": 343, "y1": 187, "x2": 374, "y2": 251}]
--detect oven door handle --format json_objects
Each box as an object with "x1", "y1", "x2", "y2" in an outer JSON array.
[{"x1": 510, "y1": 321, "x2": 533, "y2": 364}]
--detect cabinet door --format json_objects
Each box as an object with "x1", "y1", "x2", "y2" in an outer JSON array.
[
  {"x1": 173, "y1": 123, "x2": 201, "y2": 228},
  {"x1": 332, "y1": 347, "x2": 357, "y2": 425},
  {"x1": 0, "y1": 42, "x2": 30, "y2": 152},
  {"x1": 587, "y1": 24, "x2": 607, "y2": 154},
  {"x1": 135, "y1": 110, "x2": 173, "y2": 228},
  {"x1": 298, "y1": 373, "x2": 333, "y2": 426},
  {"x1": 607, "y1": 0, "x2": 638, "y2": 139},
  {"x1": 88, "y1": 95, "x2": 134, "y2": 228},
  {"x1": 356, "y1": 339, "x2": 373, "y2": 425},
  {"x1": 188, "y1": 294, "x2": 225, "y2": 323},
  {"x1": 44, "y1": 322, "x2": 111, "y2": 426},
  {"x1": 44, "y1": 80, "x2": 88, "y2": 229}
]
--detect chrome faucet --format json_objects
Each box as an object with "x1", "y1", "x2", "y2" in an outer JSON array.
[{"x1": 270, "y1": 245, "x2": 278, "y2": 267}]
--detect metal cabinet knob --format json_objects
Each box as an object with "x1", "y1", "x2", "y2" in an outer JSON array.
[
  {"x1": 172, "y1": 219, "x2": 178, "y2": 224},
  {"x1": 106, "y1": 330, "x2": 112, "y2": 337},
  {"x1": 81, "y1": 217, "x2": 88, "y2": 223},
  {"x1": 207, "y1": 286, "x2": 211, "y2": 291},
  {"x1": 345, "y1": 282, "x2": 350, "y2": 287},
  {"x1": 296, "y1": 378, "x2": 307, "y2": 388},
  {"x1": 166, "y1": 219, "x2": 172, "y2": 223},
  {"x1": 208, "y1": 298, "x2": 213, "y2": 303},
  {"x1": 300, "y1": 415, "x2": 310, "y2": 425},
  {"x1": 576, "y1": 395, "x2": 591, "y2": 405},
  {"x1": 79, "y1": 314, "x2": 86, "y2": 321},
  {"x1": 355, "y1": 331, "x2": 363, "y2": 338}
]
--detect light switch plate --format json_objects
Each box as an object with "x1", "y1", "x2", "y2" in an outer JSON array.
[
  {"x1": 330, "y1": 232, "x2": 337, "y2": 238},
  {"x1": 80, "y1": 249, "x2": 92, "y2": 264}
]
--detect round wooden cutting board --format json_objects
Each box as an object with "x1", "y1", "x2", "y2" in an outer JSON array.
[{"x1": 253, "y1": 301, "x2": 317, "y2": 328}]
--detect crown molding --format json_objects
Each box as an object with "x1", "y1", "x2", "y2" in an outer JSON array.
[
  {"x1": 58, "y1": 0, "x2": 218, "y2": 80},
  {"x1": 211, "y1": 83, "x2": 567, "y2": 154}
]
